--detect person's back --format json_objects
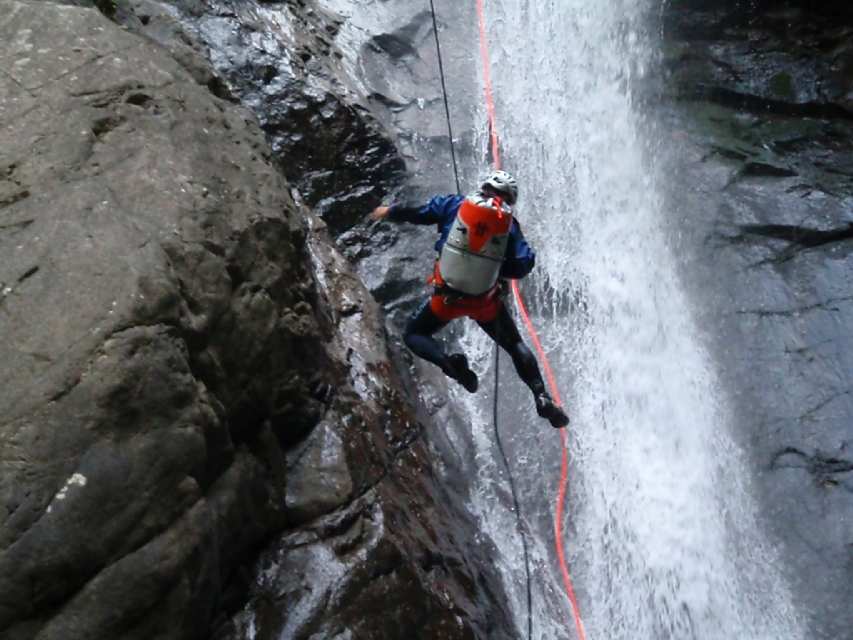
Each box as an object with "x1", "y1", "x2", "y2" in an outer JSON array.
[{"x1": 370, "y1": 169, "x2": 568, "y2": 429}]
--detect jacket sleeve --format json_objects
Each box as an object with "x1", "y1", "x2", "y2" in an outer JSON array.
[
  {"x1": 500, "y1": 220, "x2": 536, "y2": 279},
  {"x1": 387, "y1": 194, "x2": 461, "y2": 226}
]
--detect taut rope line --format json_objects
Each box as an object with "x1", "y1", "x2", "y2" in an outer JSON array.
[{"x1": 428, "y1": 3, "x2": 534, "y2": 639}]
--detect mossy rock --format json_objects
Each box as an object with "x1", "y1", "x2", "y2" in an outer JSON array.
[{"x1": 769, "y1": 71, "x2": 795, "y2": 100}]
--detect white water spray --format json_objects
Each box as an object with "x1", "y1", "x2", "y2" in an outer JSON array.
[{"x1": 457, "y1": 1, "x2": 805, "y2": 638}]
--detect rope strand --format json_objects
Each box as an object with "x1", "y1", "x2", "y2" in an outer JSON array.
[
  {"x1": 428, "y1": 0, "x2": 462, "y2": 194},
  {"x1": 492, "y1": 343, "x2": 534, "y2": 640},
  {"x1": 429, "y1": 2, "x2": 533, "y2": 638},
  {"x1": 474, "y1": 1, "x2": 587, "y2": 638}
]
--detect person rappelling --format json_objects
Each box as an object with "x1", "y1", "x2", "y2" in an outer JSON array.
[{"x1": 370, "y1": 169, "x2": 569, "y2": 429}]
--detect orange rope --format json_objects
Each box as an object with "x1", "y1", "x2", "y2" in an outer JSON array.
[
  {"x1": 474, "y1": 1, "x2": 587, "y2": 637},
  {"x1": 475, "y1": 0, "x2": 502, "y2": 168},
  {"x1": 512, "y1": 281, "x2": 587, "y2": 640}
]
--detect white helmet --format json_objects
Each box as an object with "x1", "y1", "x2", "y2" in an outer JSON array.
[{"x1": 480, "y1": 169, "x2": 518, "y2": 205}]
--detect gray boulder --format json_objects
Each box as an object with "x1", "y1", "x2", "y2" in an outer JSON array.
[{"x1": 0, "y1": 2, "x2": 512, "y2": 638}]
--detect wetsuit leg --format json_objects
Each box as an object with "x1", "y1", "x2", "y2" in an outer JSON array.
[
  {"x1": 476, "y1": 303, "x2": 546, "y2": 395},
  {"x1": 403, "y1": 299, "x2": 451, "y2": 371},
  {"x1": 479, "y1": 302, "x2": 569, "y2": 427}
]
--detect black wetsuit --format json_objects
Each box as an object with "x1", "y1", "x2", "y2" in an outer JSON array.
[{"x1": 404, "y1": 297, "x2": 548, "y2": 397}]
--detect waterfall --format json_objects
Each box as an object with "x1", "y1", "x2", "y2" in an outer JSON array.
[{"x1": 456, "y1": 1, "x2": 805, "y2": 638}]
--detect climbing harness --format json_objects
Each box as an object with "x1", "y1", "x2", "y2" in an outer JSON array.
[{"x1": 428, "y1": 1, "x2": 588, "y2": 639}]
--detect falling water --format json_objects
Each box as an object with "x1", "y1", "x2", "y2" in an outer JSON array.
[{"x1": 455, "y1": 1, "x2": 805, "y2": 638}]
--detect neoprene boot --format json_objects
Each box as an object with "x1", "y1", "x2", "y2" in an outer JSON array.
[
  {"x1": 535, "y1": 391, "x2": 569, "y2": 428},
  {"x1": 444, "y1": 353, "x2": 478, "y2": 393}
]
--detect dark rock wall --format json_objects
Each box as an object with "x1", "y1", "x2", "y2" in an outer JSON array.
[
  {"x1": 662, "y1": 3, "x2": 853, "y2": 638},
  {"x1": 0, "y1": 1, "x2": 512, "y2": 638},
  {"x1": 120, "y1": 0, "x2": 406, "y2": 234}
]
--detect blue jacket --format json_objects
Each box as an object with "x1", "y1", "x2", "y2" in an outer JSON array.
[{"x1": 388, "y1": 194, "x2": 535, "y2": 279}]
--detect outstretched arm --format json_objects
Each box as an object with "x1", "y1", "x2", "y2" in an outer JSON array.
[{"x1": 369, "y1": 195, "x2": 463, "y2": 226}]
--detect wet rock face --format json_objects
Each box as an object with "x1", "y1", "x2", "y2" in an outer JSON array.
[
  {"x1": 119, "y1": 0, "x2": 406, "y2": 234},
  {"x1": 210, "y1": 216, "x2": 514, "y2": 640},
  {"x1": 0, "y1": 1, "x2": 513, "y2": 638},
  {"x1": 662, "y1": 3, "x2": 853, "y2": 639},
  {"x1": 666, "y1": 0, "x2": 853, "y2": 116},
  {"x1": 0, "y1": 1, "x2": 317, "y2": 635}
]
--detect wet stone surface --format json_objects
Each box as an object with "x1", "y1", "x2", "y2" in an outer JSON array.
[
  {"x1": 662, "y1": 2, "x2": 853, "y2": 638},
  {"x1": 114, "y1": 0, "x2": 407, "y2": 234},
  {"x1": 0, "y1": 1, "x2": 513, "y2": 638}
]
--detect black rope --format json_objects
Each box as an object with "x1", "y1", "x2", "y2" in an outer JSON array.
[
  {"x1": 428, "y1": 3, "x2": 532, "y2": 638},
  {"x1": 428, "y1": 0, "x2": 462, "y2": 194},
  {"x1": 493, "y1": 344, "x2": 534, "y2": 640}
]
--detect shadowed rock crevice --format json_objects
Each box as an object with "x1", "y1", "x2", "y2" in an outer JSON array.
[
  {"x1": 738, "y1": 222, "x2": 853, "y2": 248},
  {"x1": 716, "y1": 222, "x2": 853, "y2": 265},
  {"x1": 685, "y1": 85, "x2": 853, "y2": 121},
  {"x1": 771, "y1": 446, "x2": 853, "y2": 488},
  {"x1": 736, "y1": 295, "x2": 853, "y2": 317},
  {"x1": 15, "y1": 265, "x2": 39, "y2": 285},
  {"x1": 738, "y1": 161, "x2": 798, "y2": 179},
  {"x1": 0, "y1": 218, "x2": 34, "y2": 232},
  {"x1": 368, "y1": 10, "x2": 431, "y2": 61},
  {"x1": 0, "y1": 189, "x2": 31, "y2": 209}
]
